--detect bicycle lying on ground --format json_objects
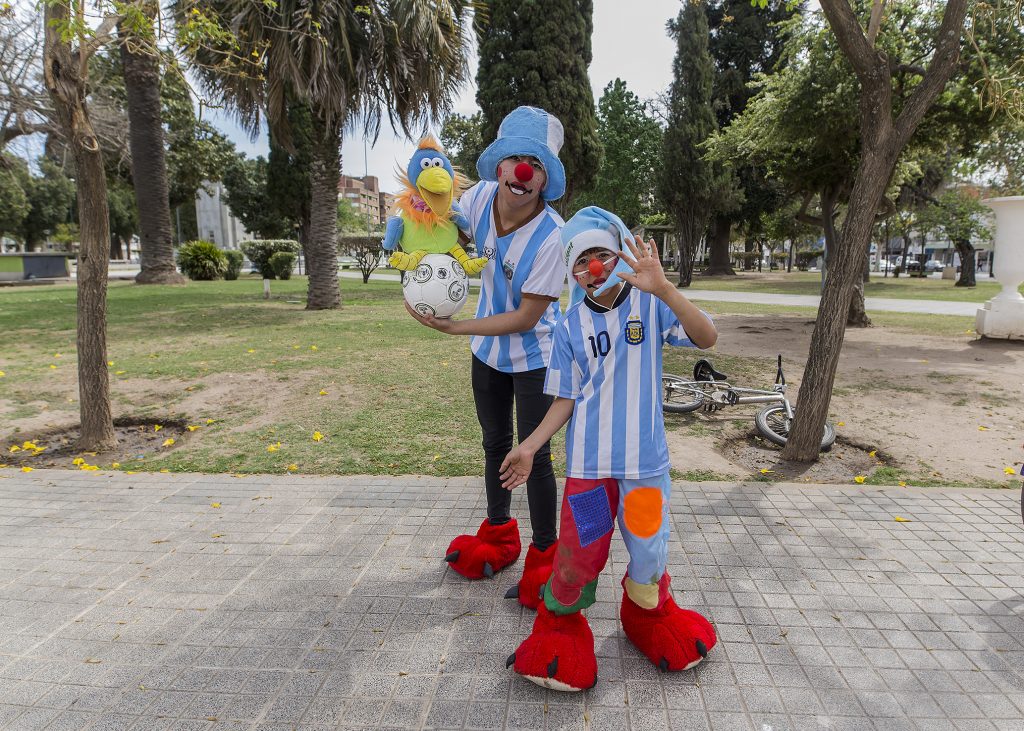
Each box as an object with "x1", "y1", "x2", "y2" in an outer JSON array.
[{"x1": 661, "y1": 355, "x2": 836, "y2": 452}]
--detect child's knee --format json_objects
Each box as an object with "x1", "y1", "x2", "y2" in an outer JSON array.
[{"x1": 623, "y1": 487, "x2": 664, "y2": 540}]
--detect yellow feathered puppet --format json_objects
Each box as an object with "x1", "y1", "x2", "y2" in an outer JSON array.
[{"x1": 381, "y1": 136, "x2": 488, "y2": 275}]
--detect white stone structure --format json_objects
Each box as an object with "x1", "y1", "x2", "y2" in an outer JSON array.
[
  {"x1": 195, "y1": 181, "x2": 250, "y2": 249},
  {"x1": 977, "y1": 196, "x2": 1024, "y2": 340}
]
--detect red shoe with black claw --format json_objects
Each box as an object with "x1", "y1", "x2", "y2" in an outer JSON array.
[
  {"x1": 620, "y1": 582, "x2": 716, "y2": 672},
  {"x1": 507, "y1": 604, "x2": 597, "y2": 692},
  {"x1": 504, "y1": 542, "x2": 556, "y2": 610},
  {"x1": 444, "y1": 518, "x2": 521, "y2": 580}
]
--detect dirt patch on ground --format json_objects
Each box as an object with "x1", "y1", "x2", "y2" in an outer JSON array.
[
  {"x1": 3, "y1": 417, "x2": 191, "y2": 468},
  {"x1": 671, "y1": 314, "x2": 1024, "y2": 485}
]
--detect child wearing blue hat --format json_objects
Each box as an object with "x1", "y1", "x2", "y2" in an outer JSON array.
[
  {"x1": 406, "y1": 107, "x2": 569, "y2": 608},
  {"x1": 498, "y1": 206, "x2": 718, "y2": 692}
]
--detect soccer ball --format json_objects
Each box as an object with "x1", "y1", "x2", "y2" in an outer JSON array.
[{"x1": 402, "y1": 253, "x2": 469, "y2": 319}]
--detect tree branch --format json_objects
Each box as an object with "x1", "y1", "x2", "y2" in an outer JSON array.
[
  {"x1": 892, "y1": 0, "x2": 970, "y2": 149},
  {"x1": 796, "y1": 192, "x2": 824, "y2": 227},
  {"x1": 818, "y1": 0, "x2": 887, "y2": 91},
  {"x1": 2, "y1": 121, "x2": 54, "y2": 145},
  {"x1": 866, "y1": 0, "x2": 885, "y2": 46}
]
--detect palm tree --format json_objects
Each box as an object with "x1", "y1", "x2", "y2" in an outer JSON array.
[
  {"x1": 120, "y1": 2, "x2": 186, "y2": 284},
  {"x1": 179, "y1": 1, "x2": 473, "y2": 309}
]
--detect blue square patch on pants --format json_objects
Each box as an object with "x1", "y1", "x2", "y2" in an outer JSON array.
[{"x1": 568, "y1": 485, "x2": 614, "y2": 548}]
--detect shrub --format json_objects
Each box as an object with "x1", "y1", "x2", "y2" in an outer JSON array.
[
  {"x1": 240, "y1": 239, "x2": 300, "y2": 279},
  {"x1": 178, "y1": 240, "x2": 227, "y2": 281},
  {"x1": 269, "y1": 251, "x2": 297, "y2": 280},
  {"x1": 223, "y1": 250, "x2": 244, "y2": 280}
]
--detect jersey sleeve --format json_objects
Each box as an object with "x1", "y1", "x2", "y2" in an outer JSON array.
[
  {"x1": 657, "y1": 297, "x2": 712, "y2": 348},
  {"x1": 458, "y1": 182, "x2": 486, "y2": 231},
  {"x1": 521, "y1": 228, "x2": 567, "y2": 299},
  {"x1": 543, "y1": 322, "x2": 581, "y2": 399}
]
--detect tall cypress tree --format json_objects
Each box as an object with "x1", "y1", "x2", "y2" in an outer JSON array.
[
  {"x1": 660, "y1": 0, "x2": 728, "y2": 287},
  {"x1": 704, "y1": 0, "x2": 794, "y2": 275},
  {"x1": 474, "y1": 0, "x2": 601, "y2": 207}
]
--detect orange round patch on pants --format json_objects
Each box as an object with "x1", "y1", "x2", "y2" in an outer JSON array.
[{"x1": 623, "y1": 487, "x2": 663, "y2": 539}]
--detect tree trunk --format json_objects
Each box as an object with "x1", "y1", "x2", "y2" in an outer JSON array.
[
  {"x1": 120, "y1": 8, "x2": 184, "y2": 285},
  {"x1": 953, "y1": 237, "x2": 976, "y2": 287},
  {"x1": 43, "y1": 3, "x2": 116, "y2": 451},
  {"x1": 306, "y1": 116, "x2": 342, "y2": 309},
  {"x1": 743, "y1": 235, "x2": 753, "y2": 271},
  {"x1": 705, "y1": 216, "x2": 735, "y2": 275},
  {"x1": 676, "y1": 236, "x2": 694, "y2": 287},
  {"x1": 847, "y1": 246, "x2": 872, "y2": 327}
]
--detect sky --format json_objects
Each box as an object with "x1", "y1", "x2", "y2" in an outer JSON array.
[{"x1": 207, "y1": 0, "x2": 683, "y2": 194}]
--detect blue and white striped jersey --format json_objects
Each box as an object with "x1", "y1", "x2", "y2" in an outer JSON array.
[
  {"x1": 460, "y1": 181, "x2": 566, "y2": 373},
  {"x1": 545, "y1": 284, "x2": 708, "y2": 479}
]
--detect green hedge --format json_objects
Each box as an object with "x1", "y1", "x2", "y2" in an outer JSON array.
[
  {"x1": 240, "y1": 239, "x2": 300, "y2": 279},
  {"x1": 269, "y1": 251, "x2": 297, "y2": 280},
  {"x1": 223, "y1": 250, "x2": 244, "y2": 280}
]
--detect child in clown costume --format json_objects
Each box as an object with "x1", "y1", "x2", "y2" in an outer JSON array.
[{"x1": 498, "y1": 207, "x2": 719, "y2": 691}]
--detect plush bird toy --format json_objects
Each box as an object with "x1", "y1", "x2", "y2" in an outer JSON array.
[{"x1": 381, "y1": 136, "x2": 488, "y2": 275}]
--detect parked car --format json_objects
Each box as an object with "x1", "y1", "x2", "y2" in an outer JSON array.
[
  {"x1": 924, "y1": 260, "x2": 944, "y2": 273},
  {"x1": 876, "y1": 260, "x2": 897, "y2": 272}
]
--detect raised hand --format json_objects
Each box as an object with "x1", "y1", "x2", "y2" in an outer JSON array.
[{"x1": 617, "y1": 236, "x2": 672, "y2": 296}]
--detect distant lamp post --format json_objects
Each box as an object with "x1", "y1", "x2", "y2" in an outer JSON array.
[{"x1": 976, "y1": 196, "x2": 1024, "y2": 340}]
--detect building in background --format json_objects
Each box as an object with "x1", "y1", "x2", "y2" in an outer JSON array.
[
  {"x1": 195, "y1": 181, "x2": 250, "y2": 249},
  {"x1": 379, "y1": 192, "x2": 397, "y2": 222},
  {"x1": 340, "y1": 174, "x2": 393, "y2": 227}
]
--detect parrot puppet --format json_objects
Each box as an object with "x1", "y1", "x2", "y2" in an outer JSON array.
[{"x1": 381, "y1": 136, "x2": 488, "y2": 275}]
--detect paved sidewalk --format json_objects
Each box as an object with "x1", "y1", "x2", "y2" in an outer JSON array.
[{"x1": 1, "y1": 472, "x2": 1023, "y2": 730}]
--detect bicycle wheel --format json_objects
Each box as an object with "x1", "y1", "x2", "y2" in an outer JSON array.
[
  {"x1": 662, "y1": 375, "x2": 705, "y2": 413},
  {"x1": 754, "y1": 405, "x2": 837, "y2": 451}
]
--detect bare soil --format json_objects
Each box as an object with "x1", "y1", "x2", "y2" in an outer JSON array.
[{"x1": 665, "y1": 314, "x2": 1024, "y2": 485}]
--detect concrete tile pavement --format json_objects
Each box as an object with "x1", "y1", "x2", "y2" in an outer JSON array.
[{"x1": 0, "y1": 471, "x2": 1023, "y2": 730}]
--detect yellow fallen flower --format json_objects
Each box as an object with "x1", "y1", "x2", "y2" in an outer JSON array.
[
  {"x1": 161, "y1": 438, "x2": 175, "y2": 447},
  {"x1": 854, "y1": 476, "x2": 866, "y2": 484},
  {"x1": 312, "y1": 431, "x2": 324, "y2": 442},
  {"x1": 211, "y1": 502, "x2": 221, "y2": 508},
  {"x1": 187, "y1": 425, "x2": 200, "y2": 432},
  {"x1": 898, "y1": 481, "x2": 907, "y2": 487},
  {"x1": 108, "y1": 361, "x2": 114, "y2": 366},
  {"x1": 1006, "y1": 466, "x2": 1019, "y2": 475},
  {"x1": 978, "y1": 426, "x2": 989, "y2": 431},
  {"x1": 111, "y1": 462, "x2": 120, "y2": 469},
  {"x1": 72, "y1": 457, "x2": 85, "y2": 466},
  {"x1": 759, "y1": 468, "x2": 773, "y2": 475},
  {"x1": 247, "y1": 349, "x2": 255, "y2": 353},
  {"x1": 868, "y1": 450, "x2": 877, "y2": 458},
  {"x1": 159, "y1": 469, "x2": 169, "y2": 473},
  {"x1": 0, "y1": 370, "x2": 5, "y2": 377},
  {"x1": 49, "y1": 364, "x2": 57, "y2": 369},
  {"x1": 893, "y1": 516, "x2": 911, "y2": 522},
  {"x1": 80, "y1": 464, "x2": 99, "y2": 471},
  {"x1": 287, "y1": 464, "x2": 298, "y2": 471},
  {"x1": 21, "y1": 441, "x2": 37, "y2": 450},
  {"x1": 21, "y1": 466, "x2": 33, "y2": 473},
  {"x1": 310, "y1": 345, "x2": 318, "y2": 351},
  {"x1": 205, "y1": 418, "x2": 215, "y2": 425},
  {"x1": 8, "y1": 445, "x2": 20, "y2": 453},
  {"x1": 267, "y1": 442, "x2": 280, "y2": 453},
  {"x1": 837, "y1": 421, "x2": 845, "y2": 427},
  {"x1": 115, "y1": 370, "x2": 126, "y2": 375},
  {"x1": 154, "y1": 425, "x2": 162, "y2": 432},
  {"x1": 319, "y1": 390, "x2": 328, "y2": 396}
]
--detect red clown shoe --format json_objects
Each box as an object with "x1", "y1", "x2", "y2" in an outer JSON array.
[
  {"x1": 507, "y1": 603, "x2": 597, "y2": 692},
  {"x1": 619, "y1": 575, "x2": 716, "y2": 672},
  {"x1": 504, "y1": 542, "x2": 557, "y2": 609},
  {"x1": 444, "y1": 518, "x2": 521, "y2": 579}
]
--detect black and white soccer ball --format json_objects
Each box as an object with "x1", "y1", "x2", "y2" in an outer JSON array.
[{"x1": 402, "y1": 253, "x2": 469, "y2": 319}]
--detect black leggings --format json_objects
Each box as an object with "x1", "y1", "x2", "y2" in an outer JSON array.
[{"x1": 471, "y1": 355, "x2": 558, "y2": 551}]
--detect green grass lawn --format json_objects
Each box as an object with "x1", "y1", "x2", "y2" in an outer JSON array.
[
  {"x1": 0, "y1": 276, "x2": 982, "y2": 478},
  {"x1": 686, "y1": 269, "x2": 1020, "y2": 303}
]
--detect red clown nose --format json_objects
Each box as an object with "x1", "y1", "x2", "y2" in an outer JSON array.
[
  {"x1": 588, "y1": 259, "x2": 605, "y2": 276},
  {"x1": 514, "y1": 162, "x2": 534, "y2": 182}
]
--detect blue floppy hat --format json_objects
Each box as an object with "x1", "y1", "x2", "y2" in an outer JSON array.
[
  {"x1": 477, "y1": 106, "x2": 566, "y2": 201},
  {"x1": 561, "y1": 206, "x2": 636, "y2": 308}
]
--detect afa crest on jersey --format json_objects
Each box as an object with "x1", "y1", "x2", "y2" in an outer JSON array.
[{"x1": 624, "y1": 316, "x2": 645, "y2": 345}]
